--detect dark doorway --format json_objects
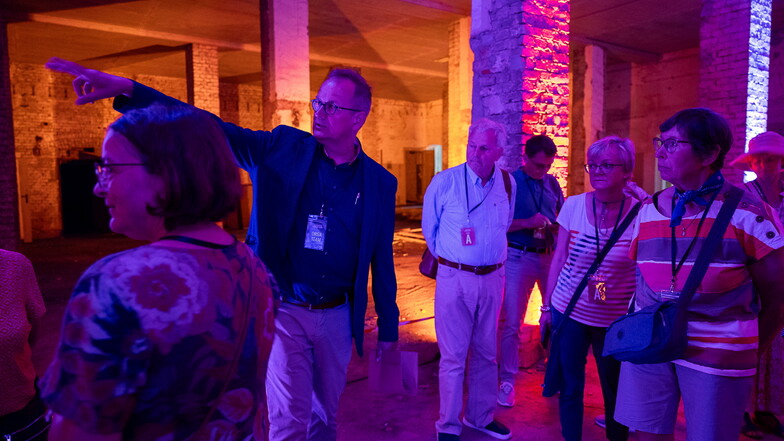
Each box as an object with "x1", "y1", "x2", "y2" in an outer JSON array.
[
  {"x1": 405, "y1": 149, "x2": 435, "y2": 204},
  {"x1": 60, "y1": 159, "x2": 111, "y2": 236}
]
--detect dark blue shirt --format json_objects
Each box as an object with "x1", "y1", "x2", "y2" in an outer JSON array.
[
  {"x1": 283, "y1": 146, "x2": 364, "y2": 305},
  {"x1": 506, "y1": 168, "x2": 563, "y2": 248}
]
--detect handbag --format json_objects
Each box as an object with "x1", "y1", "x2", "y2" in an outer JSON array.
[
  {"x1": 542, "y1": 201, "x2": 641, "y2": 397},
  {"x1": 419, "y1": 248, "x2": 439, "y2": 279},
  {"x1": 419, "y1": 169, "x2": 513, "y2": 279},
  {"x1": 602, "y1": 186, "x2": 743, "y2": 364}
]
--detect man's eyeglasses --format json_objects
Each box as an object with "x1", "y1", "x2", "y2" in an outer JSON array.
[
  {"x1": 653, "y1": 137, "x2": 690, "y2": 153},
  {"x1": 311, "y1": 99, "x2": 362, "y2": 115},
  {"x1": 94, "y1": 161, "x2": 147, "y2": 187},
  {"x1": 584, "y1": 163, "x2": 623, "y2": 174}
]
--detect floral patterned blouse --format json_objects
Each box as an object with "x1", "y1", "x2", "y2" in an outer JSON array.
[{"x1": 41, "y1": 240, "x2": 276, "y2": 441}]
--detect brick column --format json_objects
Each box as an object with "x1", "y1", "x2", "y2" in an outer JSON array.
[
  {"x1": 699, "y1": 0, "x2": 772, "y2": 184},
  {"x1": 185, "y1": 43, "x2": 220, "y2": 115},
  {"x1": 446, "y1": 17, "x2": 473, "y2": 169},
  {"x1": 471, "y1": 0, "x2": 570, "y2": 188},
  {"x1": 0, "y1": 19, "x2": 19, "y2": 250},
  {"x1": 470, "y1": 0, "x2": 569, "y2": 367},
  {"x1": 260, "y1": 0, "x2": 311, "y2": 131}
]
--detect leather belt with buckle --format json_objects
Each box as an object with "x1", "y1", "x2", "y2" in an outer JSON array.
[
  {"x1": 508, "y1": 242, "x2": 551, "y2": 254},
  {"x1": 437, "y1": 257, "x2": 503, "y2": 275},
  {"x1": 283, "y1": 297, "x2": 347, "y2": 310}
]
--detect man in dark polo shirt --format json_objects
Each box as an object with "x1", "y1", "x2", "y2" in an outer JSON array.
[
  {"x1": 497, "y1": 134, "x2": 563, "y2": 407},
  {"x1": 45, "y1": 58, "x2": 400, "y2": 441}
]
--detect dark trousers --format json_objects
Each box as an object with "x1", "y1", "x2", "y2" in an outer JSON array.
[{"x1": 552, "y1": 309, "x2": 628, "y2": 441}]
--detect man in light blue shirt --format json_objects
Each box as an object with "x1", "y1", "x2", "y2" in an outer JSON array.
[{"x1": 422, "y1": 118, "x2": 515, "y2": 441}]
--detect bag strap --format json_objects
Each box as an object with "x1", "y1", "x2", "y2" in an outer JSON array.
[
  {"x1": 676, "y1": 185, "x2": 744, "y2": 309},
  {"x1": 194, "y1": 247, "x2": 255, "y2": 435},
  {"x1": 501, "y1": 169, "x2": 512, "y2": 204},
  {"x1": 557, "y1": 201, "x2": 642, "y2": 328}
]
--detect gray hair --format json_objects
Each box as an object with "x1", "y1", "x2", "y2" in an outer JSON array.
[
  {"x1": 587, "y1": 136, "x2": 635, "y2": 173},
  {"x1": 469, "y1": 118, "x2": 507, "y2": 149}
]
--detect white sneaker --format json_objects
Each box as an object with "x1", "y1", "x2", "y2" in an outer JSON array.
[{"x1": 497, "y1": 382, "x2": 515, "y2": 407}]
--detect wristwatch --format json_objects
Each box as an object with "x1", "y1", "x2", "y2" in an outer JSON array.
[{"x1": 539, "y1": 304, "x2": 551, "y2": 312}]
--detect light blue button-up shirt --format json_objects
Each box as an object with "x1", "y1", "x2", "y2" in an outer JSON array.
[{"x1": 422, "y1": 163, "x2": 516, "y2": 266}]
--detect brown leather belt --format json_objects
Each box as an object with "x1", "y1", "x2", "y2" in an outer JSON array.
[
  {"x1": 283, "y1": 297, "x2": 347, "y2": 310},
  {"x1": 437, "y1": 257, "x2": 504, "y2": 275},
  {"x1": 508, "y1": 242, "x2": 551, "y2": 254}
]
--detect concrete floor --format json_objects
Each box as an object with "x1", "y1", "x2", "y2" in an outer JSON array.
[{"x1": 19, "y1": 225, "x2": 771, "y2": 441}]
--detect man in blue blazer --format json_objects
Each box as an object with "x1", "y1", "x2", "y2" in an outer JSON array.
[{"x1": 46, "y1": 58, "x2": 400, "y2": 441}]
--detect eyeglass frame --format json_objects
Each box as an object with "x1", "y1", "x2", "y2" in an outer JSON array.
[
  {"x1": 652, "y1": 137, "x2": 691, "y2": 153},
  {"x1": 583, "y1": 163, "x2": 624, "y2": 174},
  {"x1": 94, "y1": 161, "x2": 148, "y2": 187},
  {"x1": 311, "y1": 98, "x2": 362, "y2": 115}
]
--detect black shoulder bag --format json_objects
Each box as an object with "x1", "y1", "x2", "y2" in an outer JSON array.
[
  {"x1": 542, "y1": 201, "x2": 641, "y2": 397},
  {"x1": 602, "y1": 186, "x2": 743, "y2": 364}
]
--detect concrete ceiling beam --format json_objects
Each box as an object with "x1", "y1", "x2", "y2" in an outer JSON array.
[{"x1": 26, "y1": 12, "x2": 446, "y2": 78}]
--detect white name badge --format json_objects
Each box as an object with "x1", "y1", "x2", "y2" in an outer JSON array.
[
  {"x1": 304, "y1": 215, "x2": 327, "y2": 251},
  {"x1": 461, "y1": 227, "x2": 476, "y2": 246}
]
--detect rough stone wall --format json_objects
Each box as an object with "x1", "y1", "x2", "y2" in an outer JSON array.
[
  {"x1": 699, "y1": 0, "x2": 772, "y2": 184},
  {"x1": 472, "y1": 0, "x2": 570, "y2": 188},
  {"x1": 0, "y1": 20, "x2": 19, "y2": 250},
  {"x1": 629, "y1": 48, "x2": 700, "y2": 193}
]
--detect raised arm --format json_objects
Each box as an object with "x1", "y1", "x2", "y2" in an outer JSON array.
[{"x1": 45, "y1": 57, "x2": 134, "y2": 104}]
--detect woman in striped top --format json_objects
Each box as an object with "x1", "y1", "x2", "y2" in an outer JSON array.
[
  {"x1": 614, "y1": 108, "x2": 784, "y2": 441},
  {"x1": 541, "y1": 136, "x2": 639, "y2": 441}
]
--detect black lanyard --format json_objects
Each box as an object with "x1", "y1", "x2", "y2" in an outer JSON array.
[
  {"x1": 464, "y1": 164, "x2": 495, "y2": 217},
  {"x1": 592, "y1": 195, "x2": 626, "y2": 257},
  {"x1": 669, "y1": 189, "x2": 719, "y2": 289}
]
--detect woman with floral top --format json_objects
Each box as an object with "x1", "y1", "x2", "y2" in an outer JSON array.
[{"x1": 41, "y1": 104, "x2": 277, "y2": 441}]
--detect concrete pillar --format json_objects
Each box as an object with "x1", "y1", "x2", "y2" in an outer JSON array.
[
  {"x1": 260, "y1": 0, "x2": 311, "y2": 131},
  {"x1": 446, "y1": 17, "x2": 473, "y2": 169},
  {"x1": 471, "y1": 0, "x2": 570, "y2": 189},
  {"x1": 569, "y1": 44, "x2": 605, "y2": 196},
  {"x1": 583, "y1": 45, "x2": 605, "y2": 146},
  {"x1": 185, "y1": 43, "x2": 220, "y2": 115},
  {"x1": 699, "y1": 0, "x2": 772, "y2": 184},
  {"x1": 0, "y1": 19, "x2": 19, "y2": 250}
]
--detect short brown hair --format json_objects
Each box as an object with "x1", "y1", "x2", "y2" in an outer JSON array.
[
  {"x1": 324, "y1": 68, "x2": 372, "y2": 112},
  {"x1": 109, "y1": 104, "x2": 241, "y2": 230},
  {"x1": 659, "y1": 108, "x2": 732, "y2": 171}
]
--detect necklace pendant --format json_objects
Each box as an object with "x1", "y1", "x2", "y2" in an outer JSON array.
[{"x1": 682, "y1": 227, "x2": 687, "y2": 237}]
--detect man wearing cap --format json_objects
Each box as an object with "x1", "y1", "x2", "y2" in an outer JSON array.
[
  {"x1": 731, "y1": 131, "x2": 784, "y2": 225},
  {"x1": 422, "y1": 118, "x2": 515, "y2": 441}
]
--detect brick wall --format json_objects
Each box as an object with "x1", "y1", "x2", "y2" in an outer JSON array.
[
  {"x1": 186, "y1": 43, "x2": 220, "y2": 115},
  {"x1": 471, "y1": 0, "x2": 570, "y2": 188},
  {"x1": 361, "y1": 97, "x2": 444, "y2": 205},
  {"x1": 699, "y1": 0, "x2": 772, "y2": 184},
  {"x1": 0, "y1": 20, "x2": 19, "y2": 250}
]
